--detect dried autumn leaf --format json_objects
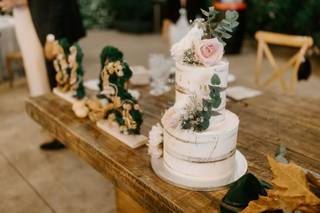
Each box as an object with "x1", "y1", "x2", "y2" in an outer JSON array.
[
  {"x1": 297, "y1": 205, "x2": 320, "y2": 213},
  {"x1": 240, "y1": 196, "x2": 275, "y2": 213},
  {"x1": 267, "y1": 156, "x2": 320, "y2": 206},
  {"x1": 241, "y1": 192, "x2": 305, "y2": 213},
  {"x1": 241, "y1": 156, "x2": 320, "y2": 213}
]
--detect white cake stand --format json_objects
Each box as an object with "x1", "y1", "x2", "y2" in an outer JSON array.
[{"x1": 151, "y1": 150, "x2": 247, "y2": 191}]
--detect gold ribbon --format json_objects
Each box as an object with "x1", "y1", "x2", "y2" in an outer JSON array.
[
  {"x1": 175, "y1": 83, "x2": 227, "y2": 95},
  {"x1": 164, "y1": 147, "x2": 236, "y2": 163}
]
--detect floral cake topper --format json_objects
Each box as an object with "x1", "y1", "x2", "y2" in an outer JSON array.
[{"x1": 171, "y1": 7, "x2": 239, "y2": 67}]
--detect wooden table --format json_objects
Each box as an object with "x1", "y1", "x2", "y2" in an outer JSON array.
[{"x1": 25, "y1": 88, "x2": 320, "y2": 212}]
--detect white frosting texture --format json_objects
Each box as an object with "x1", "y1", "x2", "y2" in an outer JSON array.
[
  {"x1": 157, "y1": 27, "x2": 241, "y2": 182},
  {"x1": 162, "y1": 109, "x2": 239, "y2": 179},
  {"x1": 174, "y1": 61, "x2": 228, "y2": 114}
]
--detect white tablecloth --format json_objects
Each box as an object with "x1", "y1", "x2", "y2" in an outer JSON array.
[{"x1": 0, "y1": 15, "x2": 19, "y2": 80}]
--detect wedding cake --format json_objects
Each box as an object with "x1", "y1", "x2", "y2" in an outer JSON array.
[{"x1": 148, "y1": 8, "x2": 247, "y2": 190}]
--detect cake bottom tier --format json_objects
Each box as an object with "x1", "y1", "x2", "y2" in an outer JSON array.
[
  {"x1": 151, "y1": 150, "x2": 248, "y2": 191},
  {"x1": 162, "y1": 109, "x2": 239, "y2": 181},
  {"x1": 164, "y1": 149, "x2": 236, "y2": 181}
]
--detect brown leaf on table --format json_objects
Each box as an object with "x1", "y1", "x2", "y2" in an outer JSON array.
[
  {"x1": 307, "y1": 172, "x2": 320, "y2": 190},
  {"x1": 297, "y1": 205, "x2": 320, "y2": 213},
  {"x1": 241, "y1": 192, "x2": 305, "y2": 213},
  {"x1": 268, "y1": 156, "x2": 320, "y2": 205},
  {"x1": 241, "y1": 156, "x2": 320, "y2": 213}
]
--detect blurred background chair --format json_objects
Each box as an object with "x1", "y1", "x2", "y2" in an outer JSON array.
[
  {"x1": 255, "y1": 31, "x2": 313, "y2": 93},
  {"x1": 6, "y1": 50, "x2": 23, "y2": 88}
]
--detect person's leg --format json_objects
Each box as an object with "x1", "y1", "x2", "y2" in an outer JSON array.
[
  {"x1": 13, "y1": 7, "x2": 64, "y2": 150},
  {"x1": 40, "y1": 139, "x2": 65, "y2": 150},
  {"x1": 13, "y1": 7, "x2": 51, "y2": 96},
  {"x1": 39, "y1": 60, "x2": 66, "y2": 150}
]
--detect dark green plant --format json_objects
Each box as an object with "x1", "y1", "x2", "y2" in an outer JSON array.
[
  {"x1": 295, "y1": 0, "x2": 320, "y2": 47},
  {"x1": 79, "y1": 0, "x2": 114, "y2": 29},
  {"x1": 246, "y1": 0, "x2": 320, "y2": 47},
  {"x1": 99, "y1": 46, "x2": 123, "y2": 65},
  {"x1": 74, "y1": 43, "x2": 85, "y2": 99},
  {"x1": 109, "y1": 0, "x2": 153, "y2": 33},
  {"x1": 98, "y1": 46, "x2": 131, "y2": 91},
  {"x1": 110, "y1": 0, "x2": 152, "y2": 21}
]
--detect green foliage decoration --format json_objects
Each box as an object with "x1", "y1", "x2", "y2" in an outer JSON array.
[
  {"x1": 181, "y1": 74, "x2": 223, "y2": 132},
  {"x1": 79, "y1": 0, "x2": 114, "y2": 29},
  {"x1": 98, "y1": 46, "x2": 143, "y2": 135},
  {"x1": 201, "y1": 7, "x2": 239, "y2": 46},
  {"x1": 73, "y1": 43, "x2": 85, "y2": 99},
  {"x1": 56, "y1": 38, "x2": 86, "y2": 99},
  {"x1": 98, "y1": 46, "x2": 129, "y2": 91},
  {"x1": 246, "y1": 0, "x2": 320, "y2": 48}
]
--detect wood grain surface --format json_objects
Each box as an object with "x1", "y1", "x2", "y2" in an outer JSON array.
[{"x1": 25, "y1": 87, "x2": 320, "y2": 212}]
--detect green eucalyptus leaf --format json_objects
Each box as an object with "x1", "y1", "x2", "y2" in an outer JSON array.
[
  {"x1": 199, "y1": 118, "x2": 210, "y2": 130},
  {"x1": 231, "y1": 21, "x2": 239, "y2": 28},
  {"x1": 223, "y1": 33, "x2": 232, "y2": 39},
  {"x1": 219, "y1": 39, "x2": 226, "y2": 46},
  {"x1": 211, "y1": 74, "x2": 221, "y2": 85},
  {"x1": 210, "y1": 89, "x2": 219, "y2": 100},
  {"x1": 201, "y1": 9, "x2": 209, "y2": 17},
  {"x1": 222, "y1": 27, "x2": 234, "y2": 33},
  {"x1": 226, "y1": 10, "x2": 239, "y2": 20},
  {"x1": 211, "y1": 96, "x2": 222, "y2": 108},
  {"x1": 203, "y1": 99, "x2": 213, "y2": 110}
]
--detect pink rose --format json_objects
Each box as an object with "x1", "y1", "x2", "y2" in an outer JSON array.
[{"x1": 194, "y1": 38, "x2": 224, "y2": 66}]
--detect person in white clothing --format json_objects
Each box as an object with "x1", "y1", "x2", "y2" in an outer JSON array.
[
  {"x1": 0, "y1": 0, "x2": 50, "y2": 97},
  {"x1": 1, "y1": 0, "x2": 86, "y2": 150}
]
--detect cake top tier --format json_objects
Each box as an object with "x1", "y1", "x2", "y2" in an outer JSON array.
[
  {"x1": 171, "y1": 7, "x2": 239, "y2": 67},
  {"x1": 167, "y1": 7, "x2": 239, "y2": 133}
]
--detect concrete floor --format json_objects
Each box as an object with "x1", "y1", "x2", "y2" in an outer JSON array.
[{"x1": 0, "y1": 30, "x2": 319, "y2": 213}]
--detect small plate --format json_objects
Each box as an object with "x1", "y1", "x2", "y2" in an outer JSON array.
[{"x1": 151, "y1": 150, "x2": 247, "y2": 191}]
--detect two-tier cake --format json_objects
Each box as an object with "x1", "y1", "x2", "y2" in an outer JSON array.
[{"x1": 148, "y1": 7, "x2": 247, "y2": 190}]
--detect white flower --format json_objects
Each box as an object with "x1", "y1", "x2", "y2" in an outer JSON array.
[
  {"x1": 148, "y1": 123, "x2": 163, "y2": 158},
  {"x1": 171, "y1": 25, "x2": 203, "y2": 61},
  {"x1": 148, "y1": 145, "x2": 162, "y2": 159},
  {"x1": 162, "y1": 109, "x2": 182, "y2": 129},
  {"x1": 148, "y1": 123, "x2": 163, "y2": 146}
]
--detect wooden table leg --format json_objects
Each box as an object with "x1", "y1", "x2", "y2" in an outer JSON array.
[{"x1": 116, "y1": 188, "x2": 148, "y2": 213}]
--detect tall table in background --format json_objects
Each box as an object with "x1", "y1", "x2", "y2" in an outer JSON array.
[{"x1": 26, "y1": 88, "x2": 320, "y2": 212}]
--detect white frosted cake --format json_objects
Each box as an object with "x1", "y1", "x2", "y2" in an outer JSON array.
[
  {"x1": 148, "y1": 8, "x2": 246, "y2": 190},
  {"x1": 161, "y1": 61, "x2": 239, "y2": 182}
]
